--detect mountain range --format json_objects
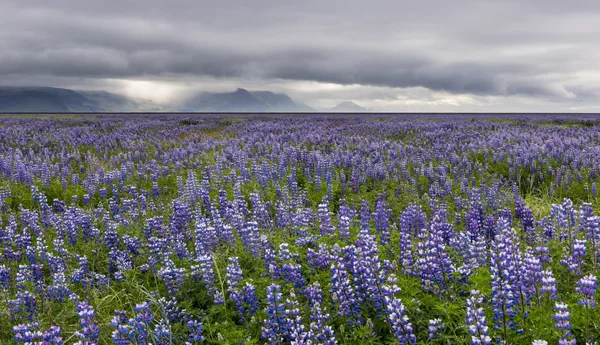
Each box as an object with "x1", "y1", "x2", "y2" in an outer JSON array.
[
  {"x1": 0, "y1": 86, "x2": 367, "y2": 113},
  {"x1": 0, "y1": 87, "x2": 164, "y2": 113},
  {"x1": 180, "y1": 88, "x2": 314, "y2": 112}
]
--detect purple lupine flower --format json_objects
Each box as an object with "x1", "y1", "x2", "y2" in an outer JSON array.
[
  {"x1": 264, "y1": 248, "x2": 281, "y2": 279},
  {"x1": 110, "y1": 310, "x2": 131, "y2": 345},
  {"x1": 148, "y1": 237, "x2": 170, "y2": 272},
  {"x1": 122, "y1": 235, "x2": 141, "y2": 255},
  {"x1": 523, "y1": 248, "x2": 542, "y2": 301},
  {"x1": 521, "y1": 207, "x2": 536, "y2": 244},
  {"x1": 197, "y1": 254, "x2": 224, "y2": 305},
  {"x1": 540, "y1": 269, "x2": 557, "y2": 301},
  {"x1": 14, "y1": 323, "x2": 63, "y2": 345},
  {"x1": 338, "y1": 201, "x2": 352, "y2": 243},
  {"x1": 428, "y1": 318, "x2": 445, "y2": 340},
  {"x1": 561, "y1": 239, "x2": 587, "y2": 276},
  {"x1": 226, "y1": 256, "x2": 243, "y2": 292},
  {"x1": 386, "y1": 296, "x2": 416, "y2": 345},
  {"x1": 237, "y1": 282, "x2": 259, "y2": 321},
  {"x1": 374, "y1": 196, "x2": 391, "y2": 245},
  {"x1": 153, "y1": 319, "x2": 171, "y2": 345},
  {"x1": 74, "y1": 301, "x2": 100, "y2": 345},
  {"x1": 43, "y1": 326, "x2": 63, "y2": 345},
  {"x1": 282, "y1": 263, "x2": 306, "y2": 290},
  {"x1": 279, "y1": 243, "x2": 292, "y2": 262},
  {"x1": 0, "y1": 264, "x2": 11, "y2": 289},
  {"x1": 318, "y1": 197, "x2": 335, "y2": 236},
  {"x1": 9, "y1": 291, "x2": 38, "y2": 321},
  {"x1": 128, "y1": 302, "x2": 153, "y2": 344},
  {"x1": 399, "y1": 205, "x2": 423, "y2": 276},
  {"x1": 157, "y1": 297, "x2": 188, "y2": 324},
  {"x1": 158, "y1": 259, "x2": 185, "y2": 296},
  {"x1": 576, "y1": 274, "x2": 598, "y2": 307},
  {"x1": 186, "y1": 319, "x2": 205, "y2": 344},
  {"x1": 534, "y1": 246, "x2": 551, "y2": 265},
  {"x1": 466, "y1": 290, "x2": 492, "y2": 345},
  {"x1": 226, "y1": 257, "x2": 257, "y2": 321},
  {"x1": 416, "y1": 209, "x2": 453, "y2": 295},
  {"x1": 262, "y1": 284, "x2": 286, "y2": 345},
  {"x1": 13, "y1": 323, "x2": 39, "y2": 343},
  {"x1": 584, "y1": 215, "x2": 600, "y2": 265},
  {"x1": 465, "y1": 228, "x2": 487, "y2": 271},
  {"x1": 381, "y1": 274, "x2": 402, "y2": 302},
  {"x1": 490, "y1": 219, "x2": 524, "y2": 336},
  {"x1": 330, "y1": 261, "x2": 361, "y2": 325},
  {"x1": 240, "y1": 219, "x2": 262, "y2": 257},
  {"x1": 305, "y1": 282, "x2": 337, "y2": 345},
  {"x1": 194, "y1": 216, "x2": 217, "y2": 255},
  {"x1": 285, "y1": 289, "x2": 310, "y2": 343},
  {"x1": 307, "y1": 244, "x2": 331, "y2": 271},
  {"x1": 250, "y1": 193, "x2": 272, "y2": 232},
  {"x1": 16, "y1": 264, "x2": 32, "y2": 290},
  {"x1": 554, "y1": 302, "x2": 575, "y2": 345}
]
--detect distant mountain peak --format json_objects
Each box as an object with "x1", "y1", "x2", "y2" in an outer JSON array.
[
  {"x1": 328, "y1": 101, "x2": 367, "y2": 112},
  {"x1": 181, "y1": 88, "x2": 314, "y2": 113}
]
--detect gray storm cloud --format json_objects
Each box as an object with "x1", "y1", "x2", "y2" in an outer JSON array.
[{"x1": 1, "y1": 0, "x2": 599, "y2": 108}]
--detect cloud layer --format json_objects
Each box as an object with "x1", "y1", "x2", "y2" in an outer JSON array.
[{"x1": 1, "y1": 0, "x2": 600, "y2": 110}]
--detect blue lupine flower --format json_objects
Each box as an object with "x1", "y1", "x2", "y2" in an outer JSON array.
[
  {"x1": 43, "y1": 326, "x2": 63, "y2": 345},
  {"x1": 554, "y1": 302, "x2": 575, "y2": 345},
  {"x1": 74, "y1": 301, "x2": 100, "y2": 345},
  {"x1": 282, "y1": 263, "x2": 306, "y2": 290},
  {"x1": 338, "y1": 201, "x2": 352, "y2": 243},
  {"x1": 13, "y1": 323, "x2": 62, "y2": 345},
  {"x1": 307, "y1": 244, "x2": 331, "y2": 270},
  {"x1": 0, "y1": 265, "x2": 11, "y2": 289},
  {"x1": 540, "y1": 269, "x2": 557, "y2": 300},
  {"x1": 153, "y1": 319, "x2": 171, "y2": 345},
  {"x1": 374, "y1": 196, "x2": 391, "y2": 245},
  {"x1": 128, "y1": 302, "x2": 153, "y2": 344},
  {"x1": 262, "y1": 284, "x2": 286, "y2": 345},
  {"x1": 285, "y1": 289, "x2": 310, "y2": 343},
  {"x1": 576, "y1": 274, "x2": 598, "y2": 307},
  {"x1": 197, "y1": 254, "x2": 224, "y2": 305},
  {"x1": 331, "y1": 260, "x2": 361, "y2": 326},
  {"x1": 318, "y1": 197, "x2": 335, "y2": 236},
  {"x1": 110, "y1": 310, "x2": 131, "y2": 345},
  {"x1": 428, "y1": 318, "x2": 445, "y2": 340},
  {"x1": 466, "y1": 290, "x2": 492, "y2": 345},
  {"x1": 490, "y1": 219, "x2": 524, "y2": 335},
  {"x1": 158, "y1": 259, "x2": 184, "y2": 296},
  {"x1": 226, "y1": 256, "x2": 243, "y2": 292},
  {"x1": 386, "y1": 296, "x2": 416, "y2": 345},
  {"x1": 186, "y1": 319, "x2": 205, "y2": 344}
]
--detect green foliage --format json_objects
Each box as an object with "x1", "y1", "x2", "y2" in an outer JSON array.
[{"x1": 3, "y1": 117, "x2": 600, "y2": 344}]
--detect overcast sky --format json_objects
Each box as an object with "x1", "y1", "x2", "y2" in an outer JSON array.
[{"x1": 1, "y1": 0, "x2": 600, "y2": 111}]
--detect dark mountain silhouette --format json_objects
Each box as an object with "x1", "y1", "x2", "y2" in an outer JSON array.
[
  {"x1": 0, "y1": 87, "x2": 102, "y2": 112},
  {"x1": 250, "y1": 91, "x2": 314, "y2": 112},
  {"x1": 0, "y1": 87, "x2": 165, "y2": 112},
  {"x1": 0, "y1": 86, "x2": 314, "y2": 113},
  {"x1": 181, "y1": 88, "x2": 314, "y2": 112}
]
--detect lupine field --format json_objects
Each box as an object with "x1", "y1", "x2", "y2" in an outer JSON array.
[{"x1": 3, "y1": 114, "x2": 600, "y2": 345}]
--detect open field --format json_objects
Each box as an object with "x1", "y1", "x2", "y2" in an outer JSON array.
[{"x1": 1, "y1": 114, "x2": 600, "y2": 344}]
